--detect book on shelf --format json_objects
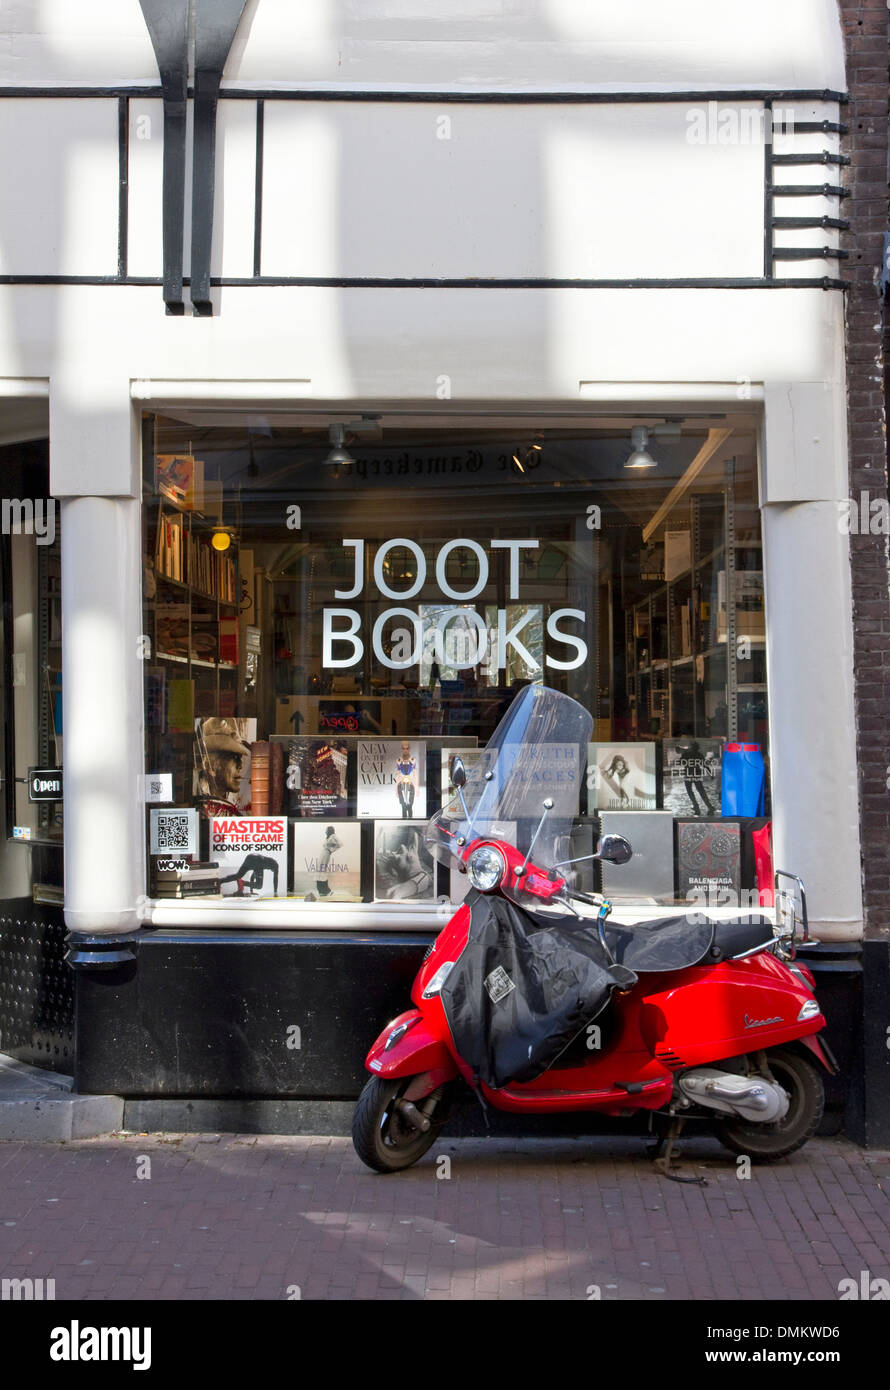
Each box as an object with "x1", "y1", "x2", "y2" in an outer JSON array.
[
  {"x1": 374, "y1": 820, "x2": 435, "y2": 902},
  {"x1": 154, "y1": 862, "x2": 221, "y2": 898},
  {"x1": 588, "y1": 742, "x2": 656, "y2": 811},
  {"x1": 210, "y1": 816, "x2": 288, "y2": 899},
  {"x1": 156, "y1": 454, "x2": 194, "y2": 507},
  {"x1": 597, "y1": 810, "x2": 675, "y2": 902},
  {"x1": 680, "y1": 605, "x2": 691, "y2": 657},
  {"x1": 155, "y1": 509, "x2": 185, "y2": 583},
  {"x1": 676, "y1": 819, "x2": 742, "y2": 899},
  {"x1": 358, "y1": 740, "x2": 427, "y2": 820},
  {"x1": 277, "y1": 736, "x2": 350, "y2": 818},
  {"x1": 663, "y1": 737, "x2": 724, "y2": 816},
  {"x1": 664, "y1": 529, "x2": 691, "y2": 581},
  {"x1": 293, "y1": 821, "x2": 362, "y2": 903}
]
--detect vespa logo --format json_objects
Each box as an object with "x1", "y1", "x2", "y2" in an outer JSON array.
[{"x1": 744, "y1": 1013, "x2": 783, "y2": 1030}]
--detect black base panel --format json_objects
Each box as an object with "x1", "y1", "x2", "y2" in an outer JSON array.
[
  {"x1": 74, "y1": 929, "x2": 430, "y2": 1098},
  {"x1": 845, "y1": 937, "x2": 890, "y2": 1147}
]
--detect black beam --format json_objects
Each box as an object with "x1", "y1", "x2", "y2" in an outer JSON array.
[
  {"x1": 771, "y1": 183, "x2": 849, "y2": 197},
  {"x1": 0, "y1": 274, "x2": 850, "y2": 290},
  {"x1": 253, "y1": 98, "x2": 264, "y2": 279},
  {"x1": 0, "y1": 86, "x2": 850, "y2": 105},
  {"x1": 117, "y1": 95, "x2": 129, "y2": 280},
  {"x1": 138, "y1": 0, "x2": 190, "y2": 314},
  {"x1": 772, "y1": 152, "x2": 850, "y2": 166},
  {"x1": 772, "y1": 216, "x2": 850, "y2": 229},
  {"x1": 190, "y1": 0, "x2": 249, "y2": 315},
  {"x1": 772, "y1": 247, "x2": 849, "y2": 260}
]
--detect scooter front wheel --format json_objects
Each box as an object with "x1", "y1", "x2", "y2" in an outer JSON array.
[
  {"x1": 711, "y1": 1046, "x2": 824, "y2": 1162},
  {"x1": 352, "y1": 1075, "x2": 449, "y2": 1174}
]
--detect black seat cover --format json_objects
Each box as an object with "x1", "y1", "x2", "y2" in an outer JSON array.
[
  {"x1": 604, "y1": 916, "x2": 714, "y2": 972},
  {"x1": 710, "y1": 915, "x2": 774, "y2": 962},
  {"x1": 604, "y1": 914, "x2": 774, "y2": 972}
]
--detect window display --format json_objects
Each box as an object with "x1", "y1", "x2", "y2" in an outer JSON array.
[{"x1": 141, "y1": 413, "x2": 770, "y2": 915}]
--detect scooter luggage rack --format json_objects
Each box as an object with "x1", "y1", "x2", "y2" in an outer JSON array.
[{"x1": 774, "y1": 870, "x2": 817, "y2": 956}]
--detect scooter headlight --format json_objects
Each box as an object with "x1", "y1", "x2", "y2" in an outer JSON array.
[{"x1": 466, "y1": 844, "x2": 507, "y2": 893}]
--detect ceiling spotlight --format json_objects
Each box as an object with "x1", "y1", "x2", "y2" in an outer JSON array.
[
  {"x1": 624, "y1": 426, "x2": 657, "y2": 470},
  {"x1": 325, "y1": 423, "x2": 355, "y2": 468}
]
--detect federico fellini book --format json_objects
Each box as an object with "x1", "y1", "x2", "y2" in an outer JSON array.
[
  {"x1": 292, "y1": 821, "x2": 362, "y2": 903},
  {"x1": 358, "y1": 740, "x2": 427, "y2": 820},
  {"x1": 662, "y1": 737, "x2": 724, "y2": 817},
  {"x1": 588, "y1": 742, "x2": 657, "y2": 811},
  {"x1": 210, "y1": 816, "x2": 288, "y2": 898}
]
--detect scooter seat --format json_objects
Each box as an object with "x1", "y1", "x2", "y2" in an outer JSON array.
[
  {"x1": 709, "y1": 915, "x2": 775, "y2": 963},
  {"x1": 604, "y1": 914, "x2": 774, "y2": 973}
]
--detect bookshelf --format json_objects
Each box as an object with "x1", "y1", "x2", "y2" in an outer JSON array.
[
  {"x1": 144, "y1": 446, "x2": 241, "y2": 767},
  {"x1": 625, "y1": 466, "x2": 766, "y2": 744}
]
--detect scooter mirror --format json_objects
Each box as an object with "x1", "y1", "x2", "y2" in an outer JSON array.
[
  {"x1": 596, "y1": 834, "x2": 633, "y2": 865},
  {"x1": 450, "y1": 757, "x2": 467, "y2": 789}
]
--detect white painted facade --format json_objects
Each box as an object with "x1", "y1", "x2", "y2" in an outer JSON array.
[{"x1": 0, "y1": 1, "x2": 861, "y2": 940}]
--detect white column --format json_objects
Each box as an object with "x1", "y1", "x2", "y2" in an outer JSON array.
[
  {"x1": 61, "y1": 495, "x2": 145, "y2": 934},
  {"x1": 761, "y1": 501, "x2": 863, "y2": 941}
]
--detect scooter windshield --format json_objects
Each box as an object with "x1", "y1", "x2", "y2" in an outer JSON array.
[{"x1": 425, "y1": 684, "x2": 592, "y2": 903}]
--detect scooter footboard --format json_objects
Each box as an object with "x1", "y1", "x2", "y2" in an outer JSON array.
[{"x1": 366, "y1": 1009, "x2": 458, "y2": 1084}]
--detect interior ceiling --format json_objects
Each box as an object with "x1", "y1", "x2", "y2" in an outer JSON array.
[
  {"x1": 152, "y1": 416, "x2": 753, "y2": 496},
  {"x1": 0, "y1": 398, "x2": 49, "y2": 447}
]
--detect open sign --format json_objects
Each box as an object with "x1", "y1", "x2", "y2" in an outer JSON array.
[{"x1": 28, "y1": 768, "x2": 63, "y2": 802}]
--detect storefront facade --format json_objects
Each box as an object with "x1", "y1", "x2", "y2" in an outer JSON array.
[{"x1": 0, "y1": 2, "x2": 885, "y2": 1136}]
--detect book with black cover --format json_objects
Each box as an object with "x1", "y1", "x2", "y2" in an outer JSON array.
[{"x1": 662, "y1": 737, "x2": 724, "y2": 816}]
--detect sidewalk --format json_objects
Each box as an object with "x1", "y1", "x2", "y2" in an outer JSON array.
[
  {"x1": 1, "y1": 1132, "x2": 888, "y2": 1300},
  {"x1": 0, "y1": 1053, "x2": 122, "y2": 1140}
]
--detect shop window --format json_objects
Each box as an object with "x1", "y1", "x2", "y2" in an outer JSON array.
[
  {"x1": 1, "y1": 441, "x2": 63, "y2": 845},
  {"x1": 141, "y1": 415, "x2": 769, "y2": 916}
]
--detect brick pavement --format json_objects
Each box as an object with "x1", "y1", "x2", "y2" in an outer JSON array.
[{"x1": 0, "y1": 1132, "x2": 888, "y2": 1301}]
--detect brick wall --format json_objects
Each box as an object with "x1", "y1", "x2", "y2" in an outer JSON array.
[{"x1": 839, "y1": 0, "x2": 890, "y2": 940}]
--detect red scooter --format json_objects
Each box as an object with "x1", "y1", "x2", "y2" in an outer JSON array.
[{"x1": 353, "y1": 686, "x2": 835, "y2": 1175}]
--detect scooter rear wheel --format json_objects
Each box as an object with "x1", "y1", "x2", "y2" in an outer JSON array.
[
  {"x1": 712, "y1": 1046, "x2": 824, "y2": 1162},
  {"x1": 352, "y1": 1075, "x2": 448, "y2": 1173}
]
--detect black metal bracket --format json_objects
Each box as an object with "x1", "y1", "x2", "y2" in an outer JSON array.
[
  {"x1": 138, "y1": 0, "x2": 248, "y2": 316},
  {"x1": 190, "y1": 0, "x2": 249, "y2": 315},
  {"x1": 773, "y1": 247, "x2": 850, "y2": 260},
  {"x1": 138, "y1": 0, "x2": 190, "y2": 314},
  {"x1": 772, "y1": 216, "x2": 850, "y2": 230},
  {"x1": 771, "y1": 183, "x2": 849, "y2": 197},
  {"x1": 771, "y1": 152, "x2": 850, "y2": 166}
]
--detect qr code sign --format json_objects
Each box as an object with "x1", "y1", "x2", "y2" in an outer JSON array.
[
  {"x1": 155, "y1": 814, "x2": 191, "y2": 850},
  {"x1": 150, "y1": 807, "x2": 196, "y2": 857}
]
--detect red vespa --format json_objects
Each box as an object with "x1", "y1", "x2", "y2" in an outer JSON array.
[{"x1": 352, "y1": 685, "x2": 835, "y2": 1175}]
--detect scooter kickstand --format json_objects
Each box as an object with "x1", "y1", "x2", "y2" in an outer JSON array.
[{"x1": 653, "y1": 1116, "x2": 708, "y2": 1186}]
